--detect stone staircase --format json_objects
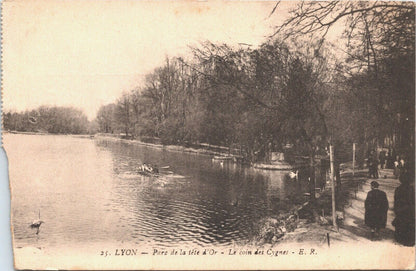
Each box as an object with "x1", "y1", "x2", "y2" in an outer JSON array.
[{"x1": 343, "y1": 169, "x2": 399, "y2": 240}]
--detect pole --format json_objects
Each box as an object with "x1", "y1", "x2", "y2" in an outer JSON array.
[
  {"x1": 327, "y1": 232, "x2": 330, "y2": 247},
  {"x1": 352, "y1": 143, "x2": 356, "y2": 177},
  {"x1": 330, "y1": 145, "x2": 338, "y2": 230}
]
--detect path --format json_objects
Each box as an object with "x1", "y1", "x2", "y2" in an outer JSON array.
[
  {"x1": 278, "y1": 166, "x2": 414, "y2": 270},
  {"x1": 281, "y1": 167, "x2": 405, "y2": 246},
  {"x1": 338, "y1": 167, "x2": 399, "y2": 244}
]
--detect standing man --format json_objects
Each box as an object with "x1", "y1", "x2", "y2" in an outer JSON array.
[
  {"x1": 372, "y1": 151, "x2": 379, "y2": 178},
  {"x1": 367, "y1": 151, "x2": 375, "y2": 178},
  {"x1": 393, "y1": 170, "x2": 415, "y2": 246},
  {"x1": 379, "y1": 150, "x2": 386, "y2": 169},
  {"x1": 365, "y1": 181, "x2": 389, "y2": 240}
]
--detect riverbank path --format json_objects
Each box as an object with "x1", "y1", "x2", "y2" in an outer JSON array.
[{"x1": 341, "y1": 167, "x2": 400, "y2": 243}]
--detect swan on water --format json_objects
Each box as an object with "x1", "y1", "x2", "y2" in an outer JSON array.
[
  {"x1": 30, "y1": 210, "x2": 44, "y2": 235},
  {"x1": 288, "y1": 170, "x2": 298, "y2": 179}
]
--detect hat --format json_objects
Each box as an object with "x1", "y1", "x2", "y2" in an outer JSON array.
[{"x1": 370, "y1": 181, "x2": 379, "y2": 188}]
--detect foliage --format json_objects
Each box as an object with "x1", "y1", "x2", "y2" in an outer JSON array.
[
  {"x1": 96, "y1": 40, "x2": 331, "y2": 163},
  {"x1": 94, "y1": 1, "x2": 414, "y2": 165},
  {"x1": 96, "y1": 103, "x2": 116, "y2": 133},
  {"x1": 3, "y1": 106, "x2": 90, "y2": 134},
  {"x1": 274, "y1": 0, "x2": 415, "y2": 159}
]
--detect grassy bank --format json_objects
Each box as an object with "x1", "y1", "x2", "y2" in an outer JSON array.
[
  {"x1": 253, "y1": 165, "x2": 370, "y2": 246},
  {"x1": 95, "y1": 133, "x2": 244, "y2": 159}
]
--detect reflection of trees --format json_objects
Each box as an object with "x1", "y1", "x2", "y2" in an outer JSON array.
[{"x1": 97, "y1": 138, "x2": 308, "y2": 245}]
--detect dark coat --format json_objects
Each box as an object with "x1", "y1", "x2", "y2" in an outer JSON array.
[
  {"x1": 393, "y1": 183, "x2": 415, "y2": 246},
  {"x1": 365, "y1": 188, "x2": 389, "y2": 229}
]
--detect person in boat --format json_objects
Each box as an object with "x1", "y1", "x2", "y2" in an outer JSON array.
[
  {"x1": 140, "y1": 163, "x2": 158, "y2": 174},
  {"x1": 140, "y1": 163, "x2": 151, "y2": 173}
]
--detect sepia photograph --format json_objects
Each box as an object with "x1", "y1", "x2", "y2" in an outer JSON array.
[{"x1": 1, "y1": 0, "x2": 415, "y2": 269}]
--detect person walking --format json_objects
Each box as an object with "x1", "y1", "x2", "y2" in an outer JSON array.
[
  {"x1": 373, "y1": 158, "x2": 379, "y2": 178},
  {"x1": 379, "y1": 150, "x2": 386, "y2": 169},
  {"x1": 393, "y1": 170, "x2": 415, "y2": 246},
  {"x1": 365, "y1": 181, "x2": 389, "y2": 240},
  {"x1": 393, "y1": 159, "x2": 400, "y2": 179},
  {"x1": 367, "y1": 152, "x2": 375, "y2": 178},
  {"x1": 386, "y1": 150, "x2": 394, "y2": 169},
  {"x1": 368, "y1": 151, "x2": 379, "y2": 178}
]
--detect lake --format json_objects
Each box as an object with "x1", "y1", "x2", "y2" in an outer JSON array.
[{"x1": 5, "y1": 134, "x2": 309, "y2": 250}]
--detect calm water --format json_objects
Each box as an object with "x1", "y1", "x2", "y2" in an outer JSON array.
[{"x1": 5, "y1": 134, "x2": 308, "y2": 249}]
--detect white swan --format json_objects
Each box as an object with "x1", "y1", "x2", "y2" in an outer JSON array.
[
  {"x1": 288, "y1": 170, "x2": 298, "y2": 179},
  {"x1": 30, "y1": 210, "x2": 44, "y2": 234}
]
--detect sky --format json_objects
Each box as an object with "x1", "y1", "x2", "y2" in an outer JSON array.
[{"x1": 2, "y1": 0, "x2": 300, "y2": 120}]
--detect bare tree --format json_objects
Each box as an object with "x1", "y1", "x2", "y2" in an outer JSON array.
[
  {"x1": 273, "y1": 1, "x2": 415, "y2": 156},
  {"x1": 115, "y1": 93, "x2": 132, "y2": 138}
]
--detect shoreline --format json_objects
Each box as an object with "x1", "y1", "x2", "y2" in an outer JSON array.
[
  {"x1": 4, "y1": 131, "x2": 238, "y2": 157},
  {"x1": 6, "y1": 131, "x2": 300, "y2": 168},
  {"x1": 268, "y1": 166, "x2": 407, "y2": 248},
  {"x1": 94, "y1": 134, "x2": 241, "y2": 159}
]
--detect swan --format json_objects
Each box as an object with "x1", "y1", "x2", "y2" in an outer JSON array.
[
  {"x1": 288, "y1": 170, "x2": 298, "y2": 179},
  {"x1": 30, "y1": 220, "x2": 44, "y2": 228},
  {"x1": 30, "y1": 210, "x2": 44, "y2": 235}
]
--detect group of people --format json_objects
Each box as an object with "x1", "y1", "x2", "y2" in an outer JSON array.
[
  {"x1": 367, "y1": 150, "x2": 380, "y2": 178},
  {"x1": 378, "y1": 149, "x2": 401, "y2": 170},
  {"x1": 364, "y1": 163, "x2": 414, "y2": 246},
  {"x1": 367, "y1": 149, "x2": 406, "y2": 179}
]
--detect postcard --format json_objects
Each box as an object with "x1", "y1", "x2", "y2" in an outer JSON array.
[{"x1": 2, "y1": 0, "x2": 415, "y2": 269}]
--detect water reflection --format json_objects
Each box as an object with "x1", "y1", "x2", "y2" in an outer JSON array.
[
  {"x1": 6, "y1": 134, "x2": 307, "y2": 249},
  {"x1": 96, "y1": 139, "x2": 307, "y2": 247}
]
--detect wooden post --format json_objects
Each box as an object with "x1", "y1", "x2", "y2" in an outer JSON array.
[
  {"x1": 352, "y1": 143, "x2": 356, "y2": 177},
  {"x1": 330, "y1": 145, "x2": 338, "y2": 230},
  {"x1": 327, "y1": 232, "x2": 330, "y2": 247}
]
